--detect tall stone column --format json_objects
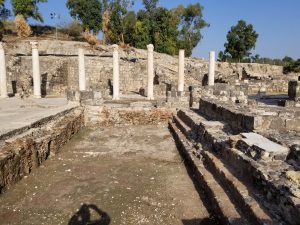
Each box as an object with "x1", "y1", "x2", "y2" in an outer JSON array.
[
  {"x1": 0, "y1": 42, "x2": 8, "y2": 98},
  {"x1": 178, "y1": 49, "x2": 185, "y2": 92},
  {"x1": 31, "y1": 41, "x2": 41, "y2": 98},
  {"x1": 208, "y1": 51, "x2": 215, "y2": 86},
  {"x1": 78, "y1": 48, "x2": 86, "y2": 91},
  {"x1": 147, "y1": 44, "x2": 154, "y2": 100},
  {"x1": 112, "y1": 44, "x2": 120, "y2": 100}
]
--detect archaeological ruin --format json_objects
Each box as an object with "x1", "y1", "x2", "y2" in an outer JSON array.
[{"x1": 0, "y1": 40, "x2": 300, "y2": 225}]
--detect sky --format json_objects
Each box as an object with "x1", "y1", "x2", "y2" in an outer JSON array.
[{"x1": 6, "y1": 0, "x2": 300, "y2": 59}]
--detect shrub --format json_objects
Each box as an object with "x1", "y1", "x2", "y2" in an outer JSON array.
[
  {"x1": 15, "y1": 14, "x2": 32, "y2": 38},
  {"x1": 60, "y1": 20, "x2": 83, "y2": 39},
  {"x1": 283, "y1": 60, "x2": 300, "y2": 74},
  {"x1": 83, "y1": 30, "x2": 98, "y2": 46}
]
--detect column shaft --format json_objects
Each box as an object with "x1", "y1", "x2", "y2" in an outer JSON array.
[
  {"x1": 178, "y1": 50, "x2": 185, "y2": 92},
  {"x1": 78, "y1": 48, "x2": 86, "y2": 91},
  {"x1": 112, "y1": 45, "x2": 120, "y2": 100},
  {"x1": 147, "y1": 44, "x2": 154, "y2": 100},
  {"x1": 0, "y1": 42, "x2": 8, "y2": 98},
  {"x1": 31, "y1": 42, "x2": 41, "y2": 98},
  {"x1": 208, "y1": 51, "x2": 215, "y2": 86}
]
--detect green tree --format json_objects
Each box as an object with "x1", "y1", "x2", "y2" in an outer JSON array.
[
  {"x1": 66, "y1": 0, "x2": 102, "y2": 33},
  {"x1": 223, "y1": 20, "x2": 258, "y2": 61},
  {"x1": 282, "y1": 56, "x2": 294, "y2": 63},
  {"x1": 129, "y1": 9, "x2": 151, "y2": 49},
  {"x1": 0, "y1": 0, "x2": 11, "y2": 40},
  {"x1": 142, "y1": 0, "x2": 158, "y2": 44},
  {"x1": 153, "y1": 7, "x2": 178, "y2": 55},
  {"x1": 122, "y1": 11, "x2": 136, "y2": 44},
  {"x1": 105, "y1": 0, "x2": 134, "y2": 44},
  {"x1": 11, "y1": 0, "x2": 47, "y2": 22},
  {"x1": 175, "y1": 3, "x2": 209, "y2": 56}
]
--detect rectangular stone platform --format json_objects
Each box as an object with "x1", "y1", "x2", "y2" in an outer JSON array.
[{"x1": 0, "y1": 98, "x2": 78, "y2": 141}]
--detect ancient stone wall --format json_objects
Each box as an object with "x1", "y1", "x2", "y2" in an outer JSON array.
[
  {"x1": 85, "y1": 105, "x2": 174, "y2": 127},
  {"x1": 3, "y1": 40, "x2": 288, "y2": 98},
  {"x1": 199, "y1": 97, "x2": 300, "y2": 133},
  {"x1": 0, "y1": 107, "x2": 84, "y2": 193}
]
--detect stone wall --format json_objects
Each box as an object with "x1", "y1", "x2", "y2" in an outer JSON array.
[
  {"x1": 199, "y1": 97, "x2": 300, "y2": 133},
  {"x1": 2, "y1": 40, "x2": 288, "y2": 98},
  {"x1": 85, "y1": 105, "x2": 174, "y2": 127},
  {"x1": 0, "y1": 107, "x2": 84, "y2": 193}
]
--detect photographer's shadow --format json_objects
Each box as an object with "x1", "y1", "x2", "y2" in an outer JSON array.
[{"x1": 68, "y1": 204, "x2": 110, "y2": 225}]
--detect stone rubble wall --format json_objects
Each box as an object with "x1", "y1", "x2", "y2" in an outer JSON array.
[
  {"x1": 85, "y1": 105, "x2": 174, "y2": 127},
  {"x1": 0, "y1": 107, "x2": 84, "y2": 193},
  {"x1": 2, "y1": 40, "x2": 288, "y2": 98},
  {"x1": 199, "y1": 97, "x2": 300, "y2": 133}
]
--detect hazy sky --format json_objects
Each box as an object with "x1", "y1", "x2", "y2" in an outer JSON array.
[{"x1": 9, "y1": 0, "x2": 300, "y2": 59}]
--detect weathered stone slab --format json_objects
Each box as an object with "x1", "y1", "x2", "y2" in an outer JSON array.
[{"x1": 239, "y1": 133, "x2": 289, "y2": 160}]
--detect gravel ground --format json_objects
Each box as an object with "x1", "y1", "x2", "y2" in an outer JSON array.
[{"x1": 0, "y1": 125, "x2": 215, "y2": 225}]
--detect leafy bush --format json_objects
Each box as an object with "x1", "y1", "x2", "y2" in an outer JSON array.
[
  {"x1": 60, "y1": 20, "x2": 83, "y2": 39},
  {"x1": 284, "y1": 60, "x2": 300, "y2": 74},
  {"x1": 15, "y1": 14, "x2": 32, "y2": 38}
]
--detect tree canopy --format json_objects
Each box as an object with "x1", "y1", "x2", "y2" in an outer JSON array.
[
  {"x1": 175, "y1": 3, "x2": 209, "y2": 56},
  {"x1": 11, "y1": 0, "x2": 47, "y2": 22},
  {"x1": 105, "y1": 0, "x2": 134, "y2": 43},
  {"x1": 121, "y1": 1, "x2": 208, "y2": 56},
  {"x1": 220, "y1": 20, "x2": 258, "y2": 62},
  {"x1": 66, "y1": 0, "x2": 103, "y2": 33}
]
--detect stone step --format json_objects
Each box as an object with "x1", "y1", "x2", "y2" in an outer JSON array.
[
  {"x1": 169, "y1": 121, "x2": 250, "y2": 225},
  {"x1": 202, "y1": 150, "x2": 276, "y2": 225},
  {"x1": 173, "y1": 115, "x2": 191, "y2": 138},
  {"x1": 172, "y1": 109, "x2": 298, "y2": 224}
]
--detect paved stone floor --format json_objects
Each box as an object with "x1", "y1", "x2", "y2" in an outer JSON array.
[
  {"x1": 0, "y1": 125, "x2": 216, "y2": 225},
  {"x1": 0, "y1": 97, "x2": 77, "y2": 138}
]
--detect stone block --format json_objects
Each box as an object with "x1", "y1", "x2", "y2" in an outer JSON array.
[
  {"x1": 80, "y1": 91, "x2": 94, "y2": 100},
  {"x1": 288, "y1": 80, "x2": 300, "y2": 101},
  {"x1": 237, "y1": 133, "x2": 289, "y2": 161},
  {"x1": 285, "y1": 119, "x2": 300, "y2": 131},
  {"x1": 67, "y1": 90, "x2": 80, "y2": 101}
]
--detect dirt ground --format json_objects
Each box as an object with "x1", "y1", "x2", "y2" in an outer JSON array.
[{"x1": 0, "y1": 125, "x2": 215, "y2": 225}]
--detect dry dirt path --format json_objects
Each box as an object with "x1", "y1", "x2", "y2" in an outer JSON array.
[{"x1": 0, "y1": 125, "x2": 216, "y2": 225}]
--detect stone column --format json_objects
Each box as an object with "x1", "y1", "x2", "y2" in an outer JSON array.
[
  {"x1": 208, "y1": 51, "x2": 215, "y2": 86},
  {"x1": 178, "y1": 49, "x2": 185, "y2": 92},
  {"x1": 0, "y1": 42, "x2": 8, "y2": 98},
  {"x1": 147, "y1": 44, "x2": 154, "y2": 100},
  {"x1": 31, "y1": 41, "x2": 41, "y2": 98},
  {"x1": 112, "y1": 44, "x2": 120, "y2": 100},
  {"x1": 78, "y1": 48, "x2": 86, "y2": 91}
]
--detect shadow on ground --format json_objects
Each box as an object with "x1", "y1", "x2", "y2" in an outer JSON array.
[
  {"x1": 182, "y1": 217, "x2": 222, "y2": 225},
  {"x1": 68, "y1": 204, "x2": 110, "y2": 225}
]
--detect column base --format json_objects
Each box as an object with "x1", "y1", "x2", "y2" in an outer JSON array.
[
  {"x1": 34, "y1": 95, "x2": 42, "y2": 99},
  {"x1": 0, "y1": 94, "x2": 8, "y2": 98}
]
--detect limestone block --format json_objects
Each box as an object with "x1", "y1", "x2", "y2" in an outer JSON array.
[
  {"x1": 286, "y1": 171, "x2": 300, "y2": 185},
  {"x1": 237, "y1": 133, "x2": 289, "y2": 161}
]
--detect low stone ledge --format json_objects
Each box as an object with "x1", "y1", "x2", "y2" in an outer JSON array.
[
  {"x1": 199, "y1": 97, "x2": 300, "y2": 132},
  {"x1": 85, "y1": 106, "x2": 174, "y2": 127},
  {"x1": 0, "y1": 108, "x2": 84, "y2": 193}
]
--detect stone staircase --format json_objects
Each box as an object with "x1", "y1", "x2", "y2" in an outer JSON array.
[{"x1": 169, "y1": 108, "x2": 299, "y2": 225}]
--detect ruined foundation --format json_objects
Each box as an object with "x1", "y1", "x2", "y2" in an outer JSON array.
[{"x1": 0, "y1": 40, "x2": 300, "y2": 225}]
